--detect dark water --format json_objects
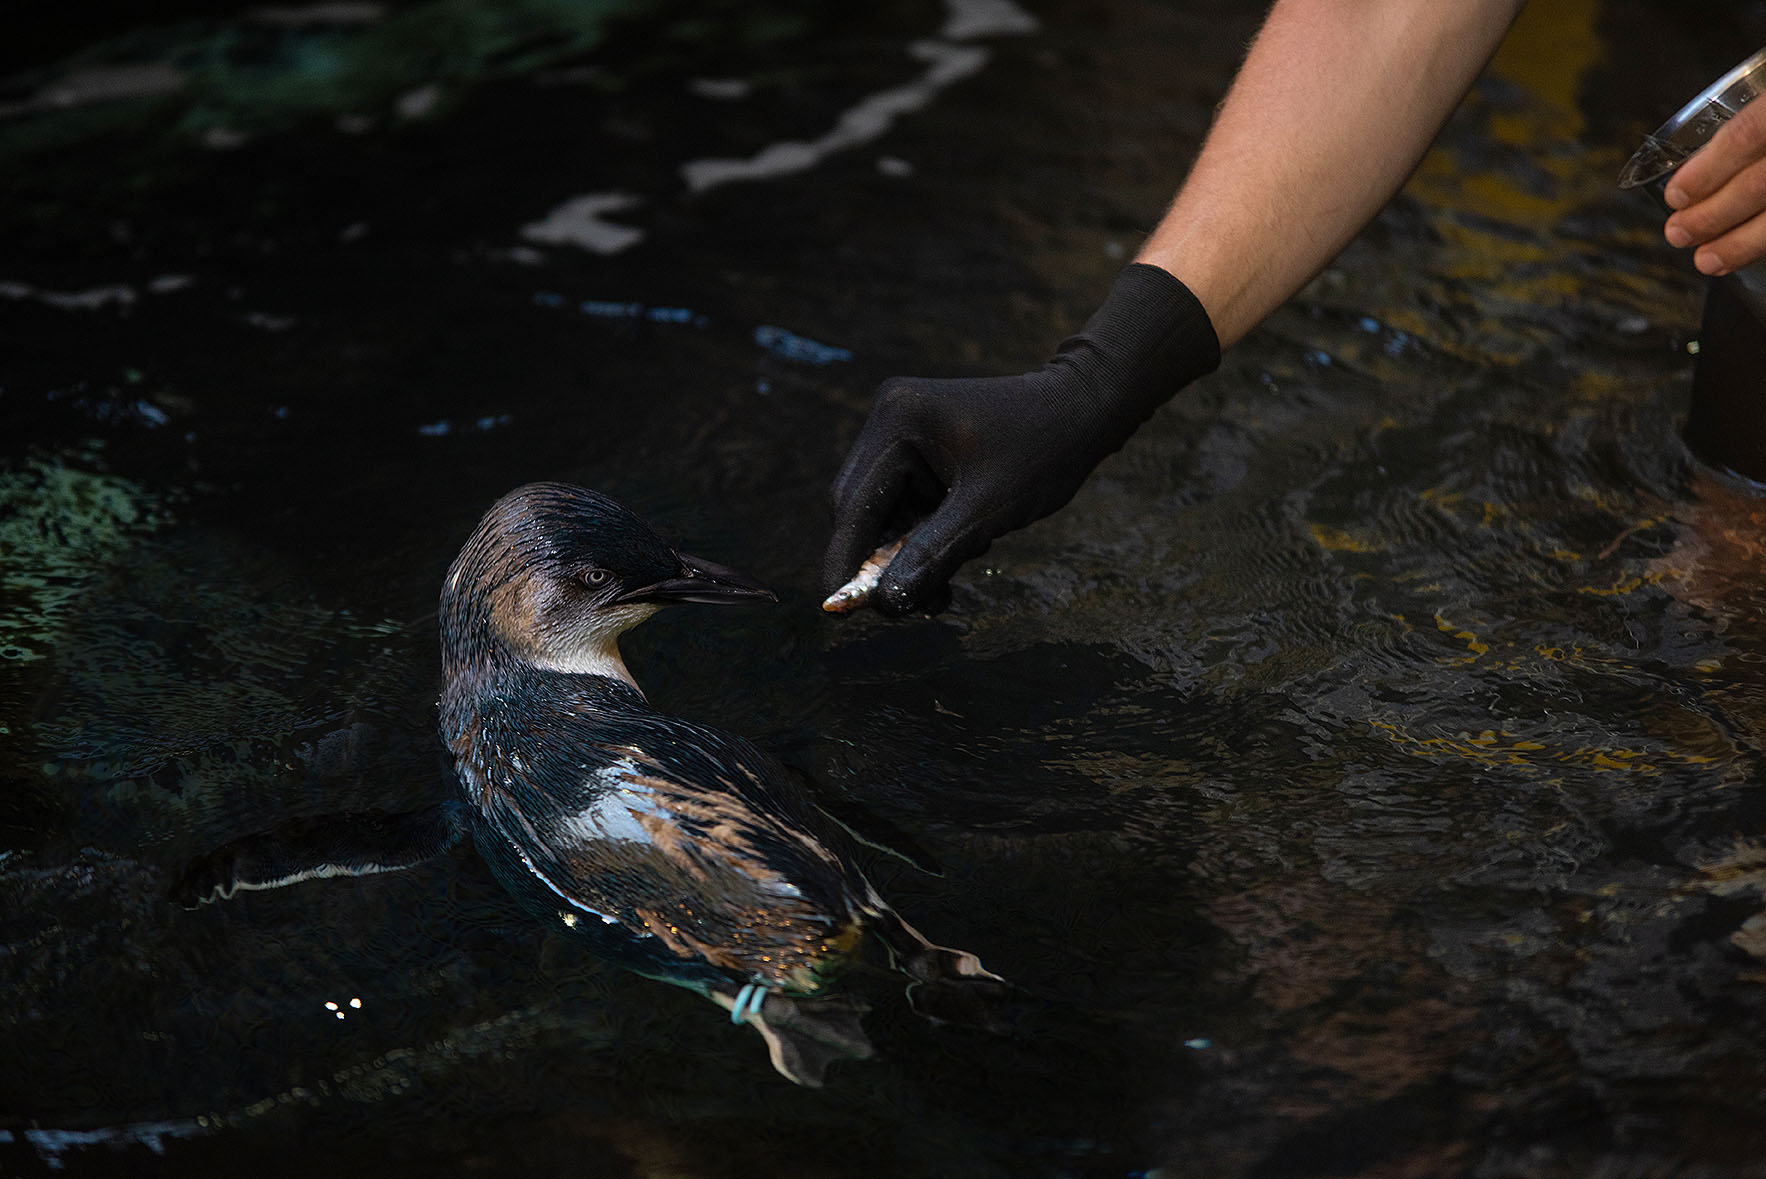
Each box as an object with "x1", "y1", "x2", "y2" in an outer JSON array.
[{"x1": 6, "y1": 1, "x2": 1766, "y2": 1174}]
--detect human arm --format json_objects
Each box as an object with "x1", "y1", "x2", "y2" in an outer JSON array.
[
  {"x1": 1135, "y1": 0, "x2": 1525, "y2": 347},
  {"x1": 1662, "y1": 93, "x2": 1766, "y2": 276},
  {"x1": 825, "y1": 0, "x2": 1526, "y2": 615}
]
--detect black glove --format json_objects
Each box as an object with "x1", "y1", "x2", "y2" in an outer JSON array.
[{"x1": 823, "y1": 263, "x2": 1220, "y2": 615}]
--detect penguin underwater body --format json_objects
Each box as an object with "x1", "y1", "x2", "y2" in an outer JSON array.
[{"x1": 178, "y1": 481, "x2": 998, "y2": 1086}]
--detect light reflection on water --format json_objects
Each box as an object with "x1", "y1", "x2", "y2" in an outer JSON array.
[{"x1": 4, "y1": 0, "x2": 1766, "y2": 1175}]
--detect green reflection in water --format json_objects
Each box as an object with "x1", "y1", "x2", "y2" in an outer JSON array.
[
  {"x1": 0, "y1": 445, "x2": 170, "y2": 664},
  {"x1": 0, "y1": 0, "x2": 855, "y2": 165}
]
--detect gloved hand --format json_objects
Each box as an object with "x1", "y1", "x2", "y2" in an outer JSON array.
[{"x1": 823, "y1": 263, "x2": 1220, "y2": 615}]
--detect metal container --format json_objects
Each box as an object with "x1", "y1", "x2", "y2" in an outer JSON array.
[
  {"x1": 1619, "y1": 47, "x2": 1766, "y2": 197},
  {"x1": 1620, "y1": 47, "x2": 1766, "y2": 318},
  {"x1": 1620, "y1": 49, "x2": 1766, "y2": 479}
]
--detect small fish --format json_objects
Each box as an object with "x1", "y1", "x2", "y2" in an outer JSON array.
[{"x1": 822, "y1": 539, "x2": 904, "y2": 613}]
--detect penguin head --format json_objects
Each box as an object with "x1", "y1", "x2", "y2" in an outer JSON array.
[{"x1": 440, "y1": 482, "x2": 776, "y2": 680}]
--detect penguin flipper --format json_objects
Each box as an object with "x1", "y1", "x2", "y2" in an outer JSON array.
[
  {"x1": 171, "y1": 801, "x2": 469, "y2": 907},
  {"x1": 713, "y1": 989, "x2": 874, "y2": 1087}
]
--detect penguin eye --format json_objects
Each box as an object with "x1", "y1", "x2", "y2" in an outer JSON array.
[{"x1": 581, "y1": 568, "x2": 613, "y2": 589}]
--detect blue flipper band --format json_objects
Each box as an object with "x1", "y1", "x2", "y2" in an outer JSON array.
[{"x1": 730, "y1": 983, "x2": 766, "y2": 1024}]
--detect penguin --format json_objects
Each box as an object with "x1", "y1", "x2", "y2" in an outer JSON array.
[
  {"x1": 438, "y1": 482, "x2": 998, "y2": 1085},
  {"x1": 175, "y1": 482, "x2": 1000, "y2": 1086}
]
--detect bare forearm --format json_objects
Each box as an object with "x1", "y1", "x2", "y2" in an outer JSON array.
[{"x1": 1136, "y1": 0, "x2": 1525, "y2": 346}]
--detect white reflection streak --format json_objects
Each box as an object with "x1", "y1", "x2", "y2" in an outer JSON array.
[
  {"x1": 519, "y1": 193, "x2": 646, "y2": 256},
  {"x1": 522, "y1": 0, "x2": 1037, "y2": 254},
  {"x1": 680, "y1": 41, "x2": 988, "y2": 193}
]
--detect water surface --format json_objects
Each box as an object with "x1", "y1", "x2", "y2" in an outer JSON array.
[{"x1": 4, "y1": 1, "x2": 1766, "y2": 1175}]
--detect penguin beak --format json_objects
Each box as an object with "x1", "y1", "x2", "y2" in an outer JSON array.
[{"x1": 616, "y1": 553, "x2": 779, "y2": 606}]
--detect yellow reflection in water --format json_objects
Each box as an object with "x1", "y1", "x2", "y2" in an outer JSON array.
[
  {"x1": 1307, "y1": 523, "x2": 1377, "y2": 554},
  {"x1": 1486, "y1": 0, "x2": 1602, "y2": 140},
  {"x1": 1368, "y1": 718, "x2": 1717, "y2": 776},
  {"x1": 1390, "y1": 0, "x2": 1621, "y2": 361}
]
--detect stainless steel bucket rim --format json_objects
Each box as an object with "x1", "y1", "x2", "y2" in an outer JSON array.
[{"x1": 1619, "y1": 46, "x2": 1766, "y2": 189}]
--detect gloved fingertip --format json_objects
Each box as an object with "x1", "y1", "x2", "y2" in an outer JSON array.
[
  {"x1": 819, "y1": 557, "x2": 848, "y2": 600},
  {"x1": 873, "y1": 576, "x2": 927, "y2": 617},
  {"x1": 821, "y1": 551, "x2": 866, "y2": 599},
  {"x1": 873, "y1": 557, "x2": 956, "y2": 617}
]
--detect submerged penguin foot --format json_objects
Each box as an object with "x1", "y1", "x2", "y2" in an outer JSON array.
[{"x1": 712, "y1": 986, "x2": 875, "y2": 1088}]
